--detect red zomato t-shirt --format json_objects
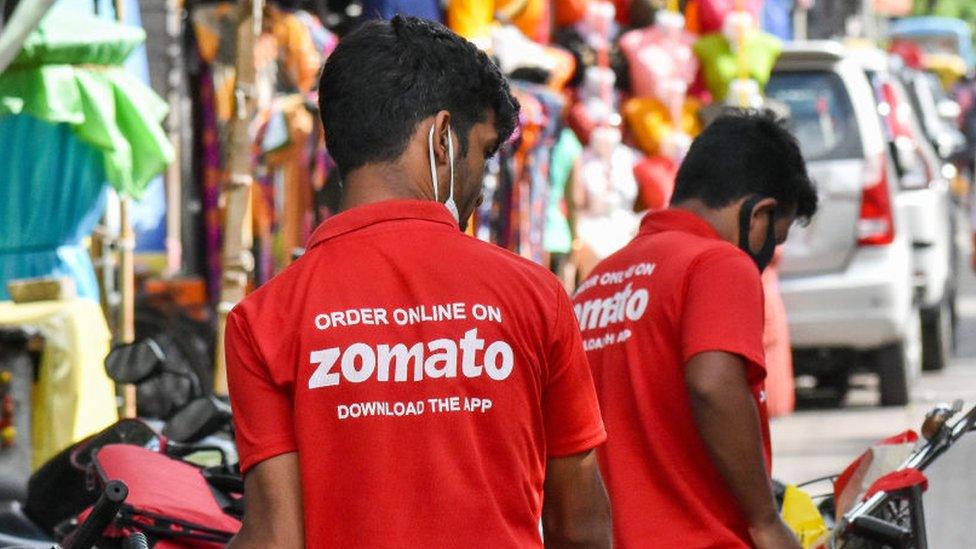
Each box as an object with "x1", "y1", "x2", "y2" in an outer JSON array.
[
  {"x1": 226, "y1": 200, "x2": 606, "y2": 548},
  {"x1": 572, "y1": 209, "x2": 770, "y2": 548}
]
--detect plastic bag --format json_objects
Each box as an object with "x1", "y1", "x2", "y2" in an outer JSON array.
[
  {"x1": 833, "y1": 430, "x2": 918, "y2": 519},
  {"x1": 781, "y1": 484, "x2": 829, "y2": 549}
]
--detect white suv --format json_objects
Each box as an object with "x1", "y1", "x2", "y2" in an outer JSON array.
[{"x1": 765, "y1": 42, "x2": 921, "y2": 406}]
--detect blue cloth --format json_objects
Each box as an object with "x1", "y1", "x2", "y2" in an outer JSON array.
[
  {"x1": 0, "y1": 116, "x2": 108, "y2": 300},
  {"x1": 762, "y1": 0, "x2": 794, "y2": 41},
  {"x1": 361, "y1": 0, "x2": 442, "y2": 21}
]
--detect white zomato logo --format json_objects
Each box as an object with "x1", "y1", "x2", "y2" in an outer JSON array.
[
  {"x1": 308, "y1": 328, "x2": 514, "y2": 389},
  {"x1": 574, "y1": 283, "x2": 649, "y2": 331}
]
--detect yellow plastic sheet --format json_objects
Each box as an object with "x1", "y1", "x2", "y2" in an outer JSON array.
[
  {"x1": 0, "y1": 299, "x2": 117, "y2": 469},
  {"x1": 781, "y1": 484, "x2": 829, "y2": 549}
]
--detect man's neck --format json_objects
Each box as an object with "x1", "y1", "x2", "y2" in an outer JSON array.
[
  {"x1": 670, "y1": 200, "x2": 738, "y2": 245},
  {"x1": 339, "y1": 164, "x2": 434, "y2": 212}
]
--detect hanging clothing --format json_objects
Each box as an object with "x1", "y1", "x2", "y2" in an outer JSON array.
[
  {"x1": 762, "y1": 0, "x2": 795, "y2": 41},
  {"x1": 360, "y1": 0, "x2": 442, "y2": 21},
  {"x1": 693, "y1": 31, "x2": 783, "y2": 102},
  {"x1": 0, "y1": 117, "x2": 108, "y2": 300},
  {"x1": 191, "y1": 3, "x2": 325, "y2": 295},
  {"x1": 448, "y1": 0, "x2": 550, "y2": 45},
  {"x1": 576, "y1": 144, "x2": 640, "y2": 260},
  {"x1": 545, "y1": 129, "x2": 583, "y2": 255}
]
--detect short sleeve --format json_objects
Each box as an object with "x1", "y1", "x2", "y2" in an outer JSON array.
[
  {"x1": 225, "y1": 308, "x2": 297, "y2": 473},
  {"x1": 542, "y1": 287, "x2": 607, "y2": 457},
  {"x1": 681, "y1": 247, "x2": 766, "y2": 373}
]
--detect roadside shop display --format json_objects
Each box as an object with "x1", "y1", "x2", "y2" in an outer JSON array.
[
  {"x1": 690, "y1": 0, "x2": 763, "y2": 34},
  {"x1": 1, "y1": 0, "x2": 804, "y2": 473},
  {"x1": 693, "y1": 20, "x2": 781, "y2": 103}
]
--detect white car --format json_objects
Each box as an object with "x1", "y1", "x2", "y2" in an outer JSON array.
[
  {"x1": 851, "y1": 49, "x2": 957, "y2": 374},
  {"x1": 765, "y1": 42, "x2": 921, "y2": 406}
]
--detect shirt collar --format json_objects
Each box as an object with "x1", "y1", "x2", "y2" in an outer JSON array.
[
  {"x1": 638, "y1": 209, "x2": 723, "y2": 240},
  {"x1": 306, "y1": 199, "x2": 458, "y2": 249}
]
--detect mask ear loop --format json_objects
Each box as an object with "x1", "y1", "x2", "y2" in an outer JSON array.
[
  {"x1": 446, "y1": 128, "x2": 455, "y2": 204},
  {"x1": 428, "y1": 124, "x2": 440, "y2": 202},
  {"x1": 738, "y1": 195, "x2": 762, "y2": 249}
]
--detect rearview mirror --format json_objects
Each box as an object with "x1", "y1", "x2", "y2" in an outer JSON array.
[
  {"x1": 162, "y1": 396, "x2": 232, "y2": 443},
  {"x1": 104, "y1": 338, "x2": 165, "y2": 384}
]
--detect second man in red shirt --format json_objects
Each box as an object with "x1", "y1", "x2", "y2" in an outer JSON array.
[{"x1": 576, "y1": 111, "x2": 818, "y2": 548}]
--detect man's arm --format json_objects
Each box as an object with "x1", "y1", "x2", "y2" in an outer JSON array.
[
  {"x1": 685, "y1": 351, "x2": 799, "y2": 549},
  {"x1": 227, "y1": 453, "x2": 304, "y2": 549},
  {"x1": 542, "y1": 449, "x2": 612, "y2": 549}
]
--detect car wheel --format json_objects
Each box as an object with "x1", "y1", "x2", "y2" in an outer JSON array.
[
  {"x1": 922, "y1": 299, "x2": 952, "y2": 372},
  {"x1": 876, "y1": 341, "x2": 912, "y2": 407},
  {"x1": 814, "y1": 371, "x2": 849, "y2": 408}
]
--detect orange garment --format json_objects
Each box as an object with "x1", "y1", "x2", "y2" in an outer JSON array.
[
  {"x1": 448, "y1": 0, "x2": 548, "y2": 45},
  {"x1": 267, "y1": 5, "x2": 323, "y2": 93},
  {"x1": 623, "y1": 97, "x2": 703, "y2": 156},
  {"x1": 555, "y1": 0, "x2": 590, "y2": 27},
  {"x1": 264, "y1": 96, "x2": 316, "y2": 269},
  {"x1": 685, "y1": 0, "x2": 702, "y2": 34},
  {"x1": 762, "y1": 250, "x2": 795, "y2": 417},
  {"x1": 544, "y1": 46, "x2": 577, "y2": 91}
]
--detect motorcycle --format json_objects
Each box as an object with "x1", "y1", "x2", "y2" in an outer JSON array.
[
  {"x1": 0, "y1": 337, "x2": 242, "y2": 548},
  {"x1": 784, "y1": 401, "x2": 976, "y2": 548}
]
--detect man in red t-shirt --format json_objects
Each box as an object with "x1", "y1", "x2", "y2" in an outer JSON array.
[
  {"x1": 574, "y1": 111, "x2": 818, "y2": 548},
  {"x1": 225, "y1": 16, "x2": 610, "y2": 549}
]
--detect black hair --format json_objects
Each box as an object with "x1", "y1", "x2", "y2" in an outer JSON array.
[
  {"x1": 672, "y1": 109, "x2": 818, "y2": 222},
  {"x1": 317, "y1": 16, "x2": 520, "y2": 176}
]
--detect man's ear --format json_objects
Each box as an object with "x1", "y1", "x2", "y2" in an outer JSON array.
[
  {"x1": 431, "y1": 110, "x2": 453, "y2": 164},
  {"x1": 751, "y1": 197, "x2": 778, "y2": 222}
]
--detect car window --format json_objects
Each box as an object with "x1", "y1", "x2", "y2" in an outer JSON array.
[{"x1": 766, "y1": 71, "x2": 864, "y2": 161}]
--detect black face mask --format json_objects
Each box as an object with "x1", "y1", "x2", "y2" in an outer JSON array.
[{"x1": 738, "y1": 196, "x2": 777, "y2": 272}]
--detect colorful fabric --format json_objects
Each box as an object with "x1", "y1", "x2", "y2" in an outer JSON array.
[
  {"x1": 694, "y1": 31, "x2": 782, "y2": 102},
  {"x1": 544, "y1": 129, "x2": 583, "y2": 254},
  {"x1": 0, "y1": 117, "x2": 108, "y2": 301},
  {"x1": 0, "y1": 299, "x2": 117, "y2": 469},
  {"x1": 448, "y1": 0, "x2": 549, "y2": 44},
  {"x1": 619, "y1": 23, "x2": 698, "y2": 100},
  {"x1": 696, "y1": 0, "x2": 763, "y2": 34},
  {"x1": 762, "y1": 0, "x2": 795, "y2": 41},
  {"x1": 633, "y1": 155, "x2": 677, "y2": 211},
  {"x1": 226, "y1": 200, "x2": 605, "y2": 547},
  {"x1": 623, "y1": 96, "x2": 703, "y2": 156},
  {"x1": 361, "y1": 0, "x2": 443, "y2": 21},
  {"x1": 0, "y1": 11, "x2": 173, "y2": 198}
]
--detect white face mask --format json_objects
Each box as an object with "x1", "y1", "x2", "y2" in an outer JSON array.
[{"x1": 428, "y1": 123, "x2": 460, "y2": 223}]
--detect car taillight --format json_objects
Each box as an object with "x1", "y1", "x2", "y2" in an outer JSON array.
[{"x1": 857, "y1": 153, "x2": 896, "y2": 246}]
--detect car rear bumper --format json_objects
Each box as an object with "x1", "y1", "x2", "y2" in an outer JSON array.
[{"x1": 780, "y1": 242, "x2": 914, "y2": 350}]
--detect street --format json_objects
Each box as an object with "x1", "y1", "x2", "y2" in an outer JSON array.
[{"x1": 772, "y1": 239, "x2": 976, "y2": 544}]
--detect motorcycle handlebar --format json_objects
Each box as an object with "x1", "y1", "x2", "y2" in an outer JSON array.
[
  {"x1": 850, "y1": 515, "x2": 912, "y2": 548},
  {"x1": 61, "y1": 480, "x2": 128, "y2": 549}
]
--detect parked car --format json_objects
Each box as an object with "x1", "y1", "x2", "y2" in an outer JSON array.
[
  {"x1": 765, "y1": 41, "x2": 921, "y2": 406},
  {"x1": 852, "y1": 47, "x2": 959, "y2": 373},
  {"x1": 900, "y1": 68, "x2": 968, "y2": 166}
]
